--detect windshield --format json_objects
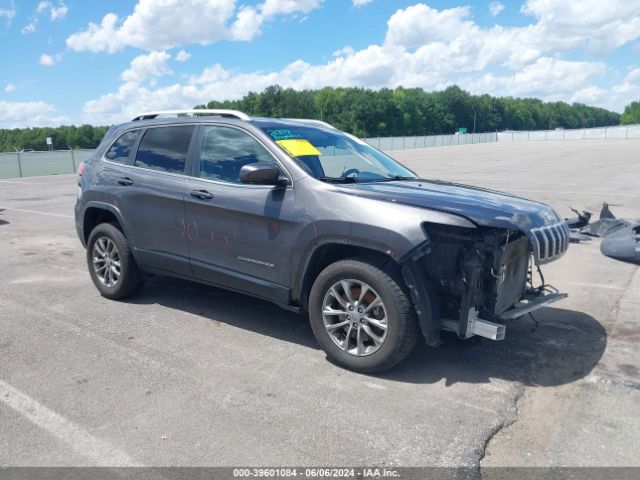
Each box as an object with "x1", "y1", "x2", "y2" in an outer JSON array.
[{"x1": 260, "y1": 125, "x2": 417, "y2": 183}]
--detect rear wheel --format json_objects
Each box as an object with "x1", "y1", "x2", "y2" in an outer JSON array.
[
  {"x1": 86, "y1": 223, "x2": 144, "y2": 300},
  {"x1": 309, "y1": 258, "x2": 419, "y2": 373}
]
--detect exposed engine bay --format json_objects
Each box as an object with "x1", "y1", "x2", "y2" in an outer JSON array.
[{"x1": 402, "y1": 223, "x2": 569, "y2": 345}]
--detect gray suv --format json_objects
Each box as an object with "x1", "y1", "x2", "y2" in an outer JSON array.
[{"x1": 75, "y1": 109, "x2": 570, "y2": 373}]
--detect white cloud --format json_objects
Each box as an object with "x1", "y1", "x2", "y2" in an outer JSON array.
[
  {"x1": 36, "y1": 1, "x2": 68, "y2": 21},
  {"x1": 39, "y1": 53, "x2": 62, "y2": 66},
  {"x1": 67, "y1": 0, "x2": 323, "y2": 53},
  {"x1": 0, "y1": 0, "x2": 16, "y2": 25},
  {"x1": 121, "y1": 51, "x2": 173, "y2": 83},
  {"x1": 66, "y1": 13, "x2": 122, "y2": 53},
  {"x1": 50, "y1": 2, "x2": 68, "y2": 20},
  {"x1": 81, "y1": 1, "x2": 640, "y2": 123},
  {"x1": 569, "y1": 68, "x2": 640, "y2": 112},
  {"x1": 489, "y1": 2, "x2": 505, "y2": 16},
  {"x1": 352, "y1": 0, "x2": 372, "y2": 7},
  {"x1": 230, "y1": 5, "x2": 263, "y2": 41},
  {"x1": 21, "y1": 22, "x2": 37, "y2": 34},
  {"x1": 624, "y1": 68, "x2": 640, "y2": 84},
  {"x1": 0, "y1": 100, "x2": 68, "y2": 128},
  {"x1": 176, "y1": 50, "x2": 191, "y2": 62},
  {"x1": 4, "y1": 83, "x2": 16, "y2": 93},
  {"x1": 333, "y1": 45, "x2": 355, "y2": 57},
  {"x1": 260, "y1": 0, "x2": 321, "y2": 17},
  {"x1": 470, "y1": 57, "x2": 607, "y2": 100},
  {"x1": 521, "y1": 0, "x2": 640, "y2": 54},
  {"x1": 21, "y1": 1, "x2": 66, "y2": 35},
  {"x1": 385, "y1": 4, "x2": 473, "y2": 48}
]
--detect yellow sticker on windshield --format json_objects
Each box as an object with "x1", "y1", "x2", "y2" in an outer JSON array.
[{"x1": 276, "y1": 139, "x2": 321, "y2": 157}]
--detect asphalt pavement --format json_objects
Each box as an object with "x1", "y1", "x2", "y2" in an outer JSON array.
[{"x1": 0, "y1": 139, "x2": 638, "y2": 469}]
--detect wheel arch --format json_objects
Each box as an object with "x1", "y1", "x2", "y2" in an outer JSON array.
[
  {"x1": 82, "y1": 202, "x2": 131, "y2": 245},
  {"x1": 294, "y1": 241, "x2": 402, "y2": 313}
]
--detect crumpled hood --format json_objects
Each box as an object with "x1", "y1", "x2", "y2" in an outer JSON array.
[{"x1": 338, "y1": 179, "x2": 561, "y2": 231}]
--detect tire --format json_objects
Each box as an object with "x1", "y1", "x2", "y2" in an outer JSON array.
[
  {"x1": 86, "y1": 222, "x2": 145, "y2": 300},
  {"x1": 309, "y1": 258, "x2": 419, "y2": 373}
]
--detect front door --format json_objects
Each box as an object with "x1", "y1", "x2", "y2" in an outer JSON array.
[{"x1": 184, "y1": 124, "x2": 296, "y2": 303}]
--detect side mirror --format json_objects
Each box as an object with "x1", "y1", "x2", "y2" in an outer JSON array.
[{"x1": 240, "y1": 162, "x2": 287, "y2": 186}]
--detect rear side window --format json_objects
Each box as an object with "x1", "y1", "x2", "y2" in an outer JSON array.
[
  {"x1": 134, "y1": 125, "x2": 195, "y2": 174},
  {"x1": 105, "y1": 130, "x2": 139, "y2": 164},
  {"x1": 199, "y1": 126, "x2": 276, "y2": 183}
]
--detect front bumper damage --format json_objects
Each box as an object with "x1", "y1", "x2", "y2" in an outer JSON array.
[
  {"x1": 441, "y1": 291, "x2": 568, "y2": 341},
  {"x1": 401, "y1": 222, "x2": 570, "y2": 345}
]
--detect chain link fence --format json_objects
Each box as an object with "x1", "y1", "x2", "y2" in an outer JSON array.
[
  {"x1": 496, "y1": 124, "x2": 640, "y2": 142},
  {"x1": 1, "y1": 125, "x2": 638, "y2": 179},
  {"x1": 363, "y1": 132, "x2": 498, "y2": 150},
  {"x1": 0, "y1": 149, "x2": 94, "y2": 180}
]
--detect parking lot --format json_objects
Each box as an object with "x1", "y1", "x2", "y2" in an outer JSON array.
[{"x1": 0, "y1": 139, "x2": 638, "y2": 469}]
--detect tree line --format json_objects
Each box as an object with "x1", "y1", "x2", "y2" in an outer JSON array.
[
  {"x1": 0, "y1": 85, "x2": 629, "y2": 151},
  {"x1": 0, "y1": 124, "x2": 109, "y2": 152},
  {"x1": 199, "y1": 85, "x2": 621, "y2": 138}
]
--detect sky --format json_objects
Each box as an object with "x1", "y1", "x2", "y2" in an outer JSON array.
[{"x1": 1, "y1": 0, "x2": 639, "y2": 128}]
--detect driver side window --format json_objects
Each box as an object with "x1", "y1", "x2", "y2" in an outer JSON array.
[{"x1": 199, "y1": 126, "x2": 276, "y2": 184}]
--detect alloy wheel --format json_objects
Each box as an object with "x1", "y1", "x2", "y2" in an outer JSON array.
[
  {"x1": 92, "y1": 237, "x2": 121, "y2": 287},
  {"x1": 321, "y1": 279, "x2": 388, "y2": 356}
]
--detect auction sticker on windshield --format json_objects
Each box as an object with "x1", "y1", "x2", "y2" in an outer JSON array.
[{"x1": 276, "y1": 139, "x2": 322, "y2": 157}]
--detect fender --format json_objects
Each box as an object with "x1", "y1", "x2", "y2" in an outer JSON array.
[
  {"x1": 289, "y1": 213, "x2": 474, "y2": 307},
  {"x1": 290, "y1": 234, "x2": 397, "y2": 308},
  {"x1": 80, "y1": 201, "x2": 140, "y2": 263}
]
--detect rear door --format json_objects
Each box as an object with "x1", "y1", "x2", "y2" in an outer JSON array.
[
  {"x1": 124, "y1": 124, "x2": 197, "y2": 277},
  {"x1": 184, "y1": 124, "x2": 297, "y2": 303}
]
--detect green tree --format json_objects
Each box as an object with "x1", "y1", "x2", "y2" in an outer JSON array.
[{"x1": 621, "y1": 101, "x2": 640, "y2": 125}]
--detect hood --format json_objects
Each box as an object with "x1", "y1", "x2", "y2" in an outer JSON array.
[{"x1": 338, "y1": 179, "x2": 561, "y2": 231}]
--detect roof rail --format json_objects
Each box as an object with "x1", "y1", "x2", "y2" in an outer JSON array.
[
  {"x1": 282, "y1": 118, "x2": 337, "y2": 130},
  {"x1": 131, "y1": 109, "x2": 251, "y2": 122}
]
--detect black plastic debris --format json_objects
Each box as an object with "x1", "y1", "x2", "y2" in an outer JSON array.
[
  {"x1": 566, "y1": 203, "x2": 640, "y2": 264},
  {"x1": 580, "y1": 202, "x2": 632, "y2": 237},
  {"x1": 565, "y1": 207, "x2": 592, "y2": 229},
  {"x1": 600, "y1": 224, "x2": 640, "y2": 265},
  {"x1": 569, "y1": 232, "x2": 591, "y2": 243}
]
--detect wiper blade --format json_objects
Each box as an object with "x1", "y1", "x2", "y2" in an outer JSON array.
[
  {"x1": 365, "y1": 176, "x2": 419, "y2": 183},
  {"x1": 318, "y1": 176, "x2": 358, "y2": 184}
]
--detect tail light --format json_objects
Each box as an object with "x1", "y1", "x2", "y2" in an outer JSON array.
[{"x1": 77, "y1": 162, "x2": 86, "y2": 176}]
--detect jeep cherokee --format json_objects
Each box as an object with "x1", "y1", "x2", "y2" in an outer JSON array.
[{"x1": 75, "y1": 109, "x2": 569, "y2": 373}]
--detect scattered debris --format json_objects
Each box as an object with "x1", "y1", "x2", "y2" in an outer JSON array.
[
  {"x1": 569, "y1": 232, "x2": 591, "y2": 244},
  {"x1": 565, "y1": 207, "x2": 592, "y2": 229},
  {"x1": 565, "y1": 203, "x2": 640, "y2": 265},
  {"x1": 601, "y1": 223, "x2": 640, "y2": 265},
  {"x1": 579, "y1": 203, "x2": 627, "y2": 237}
]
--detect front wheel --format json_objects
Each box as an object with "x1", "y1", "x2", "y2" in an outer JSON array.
[{"x1": 308, "y1": 259, "x2": 419, "y2": 373}]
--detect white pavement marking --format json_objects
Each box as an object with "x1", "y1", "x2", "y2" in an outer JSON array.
[
  {"x1": 0, "y1": 179, "x2": 59, "y2": 185},
  {"x1": 0, "y1": 206, "x2": 73, "y2": 219},
  {"x1": 0, "y1": 380, "x2": 140, "y2": 466}
]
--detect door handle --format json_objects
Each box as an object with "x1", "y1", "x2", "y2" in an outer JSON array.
[
  {"x1": 190, "y1": 189, "x2": 214, "y2": 200},
  {"x1": 117, "y1": 177, "x2": 134, "y2": 186}
]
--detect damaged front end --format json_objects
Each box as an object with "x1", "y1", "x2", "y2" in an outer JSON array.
[{"x1": 401, "y1": 221, "x2": 569, "y2": 346}]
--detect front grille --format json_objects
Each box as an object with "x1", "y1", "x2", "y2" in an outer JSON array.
[{"x1": 530, "y1": 221, "x2": 570, "y2": 264}]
